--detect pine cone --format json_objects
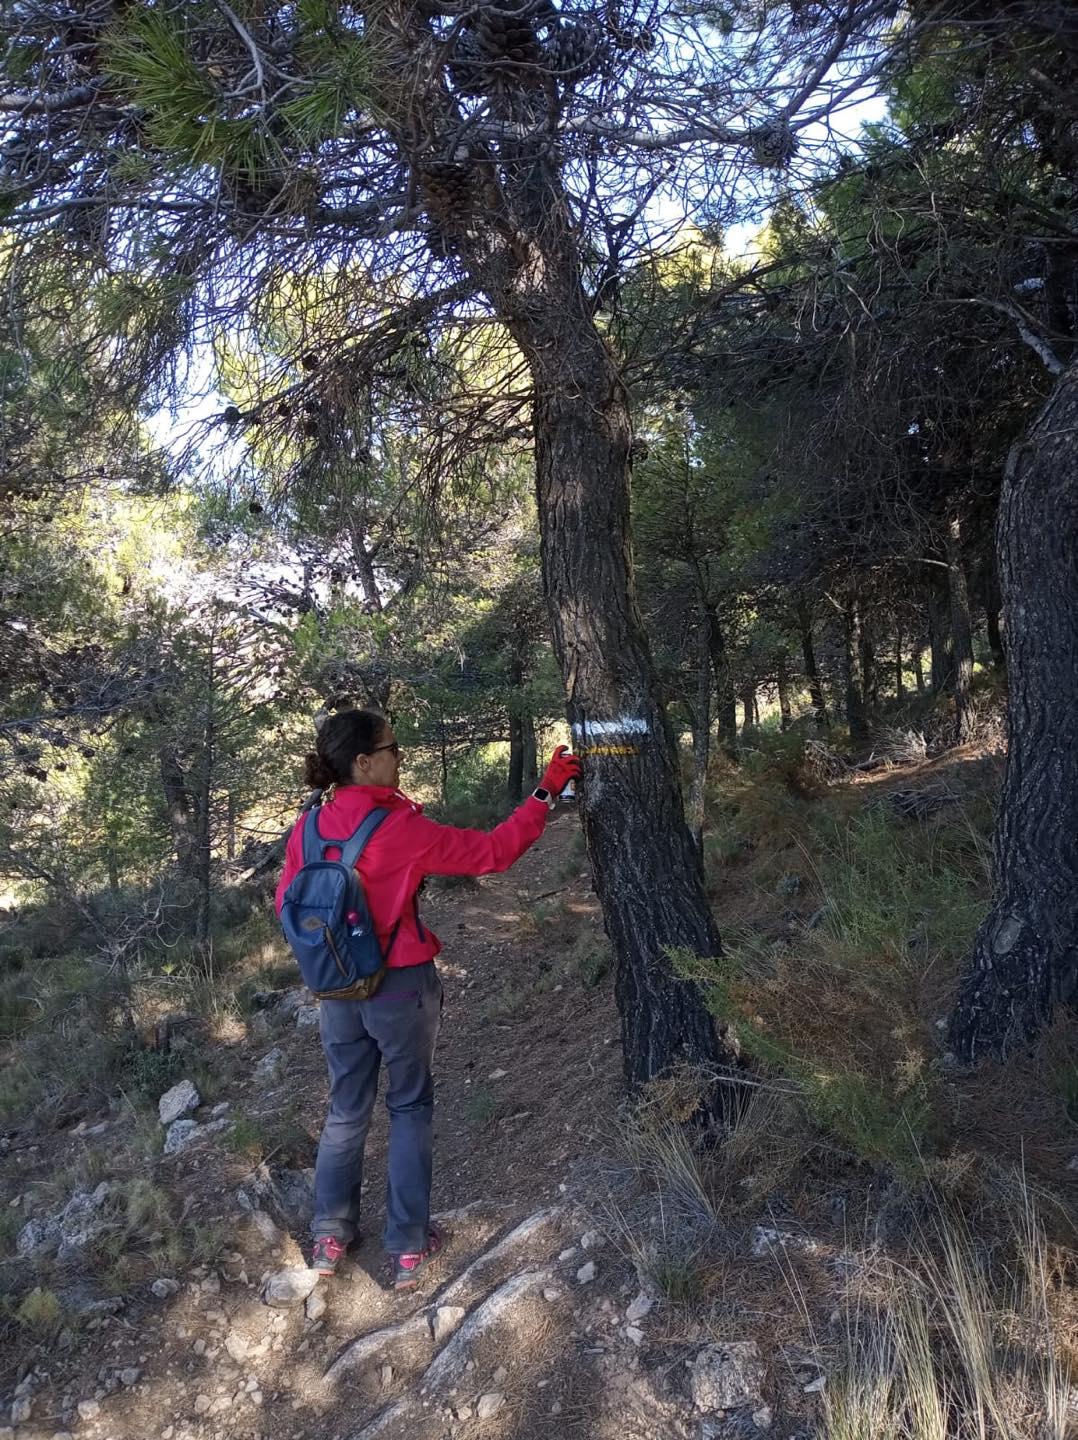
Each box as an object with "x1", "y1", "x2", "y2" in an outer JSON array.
[
  {"x1": 751, "y1": 119, "x2": 797, "y2": 169},
  {"x1": 547, "y1": 21, "x2": 605, "y2": 80}
]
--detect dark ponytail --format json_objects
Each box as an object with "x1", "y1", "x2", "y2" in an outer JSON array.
[{"x1": 303, "y1": 709, "x2": 386, "y2": 790}]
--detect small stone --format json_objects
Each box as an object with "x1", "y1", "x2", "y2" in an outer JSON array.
[
  {"x1": 487, "y1": 1068, "x2": 507, "y2": 1080},
  {"x1": 475, "y1": 1392, "x2": 505, "y2": 1420},
  {"x1": 159, "y1": 1080, "x2": 201, "y2": 1126},
  {"x1": 163, "y1": 1119, "x2": 200, "y2": 1155},
  {"x1": 625, "y1": 1293, "x2": 654, "y2": 1323},
  {"x1": 803, "y1": 1375, "x2": 826, "y2": 1394},
  {"x1": 625, "y1": 1325, "x2": 645, "y2": 1346},
  {"x1": 261, "y1": 1268, "x2": 319, "y2": 1308},
  {"x1": 210, "y1": 1102, "x2": 231, "y2": 1119},
  {"x1": 749, "y1": 1226, "x2": 819, "y2": 1258},
  {"x1": 10, "y1": 1400, "x2": 31, "y2": 1425},
  {"x1": 558, "y1": 1247, "x2": 577, "y2": 1262},
  {"x1": 492, "y1": 1366, "x2": 508, "y2": 1386},
  {"x1": 253, "y1": 1048, "x2": 286, "y2": 1082},
  {"x1": 194, "y1": 1395, "x2": 212, "y2": 1414},
  {"x1": 431, "y1": 1305, "x2": 465, "y2": 1343},
  {"x1": 380, "y1": 1365, "x2": 393, "y2": 1391},
  {"x1": 550, "y1": 1400, "x2": 563, "y2": 1415},
  {"x1": 580, "y1": 1229, "x2": 605, "y2": 1250},
  {"x1": 193, "y1": 1339, "x2": 206, "y2": 1356},
  {"x1": 76, "y1": 1401, "x2": 100, "y2": 1422},
  {"x1": 752, "y1": 1404, "x2": 773, "y2": 1429},
  {"x1": 295, "y1": 1006, "x2": 321, "y2": 1028},
  {"x1": 250, "y1": 1391, "x2": 263, "y2": 1407},
  {"x1": 151, "y1": 1278, "x2": 180, "y2": 1299},
  {"x1": 542, "y1": 1287, "x2": 561, "y2": 1302},
  {"x1": 305, "y1": 1290, "x2": 327, "y2": 1323},
  {"x1": 576, "y1": 1261, "x2": 597, "y2": 1284},
  {"x1": 224, "y1": 1334, "x2": 249, "y2": 1364},
  {"x1": 119, "y1": 1368, "x2": 140, "y2": 1387}
]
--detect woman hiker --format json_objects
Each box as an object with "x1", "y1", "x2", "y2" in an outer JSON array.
[{"x1": 275, "y1": 708, "x2": 581, "y2": 1290}]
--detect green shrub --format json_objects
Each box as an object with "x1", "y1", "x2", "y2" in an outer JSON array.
[
  {"x1": 16, "y1": 1287, "x2": 64, "y2": 1332},
  {"x1": 464, "y1": 1085, "x2": 498, "y2": 1129}
]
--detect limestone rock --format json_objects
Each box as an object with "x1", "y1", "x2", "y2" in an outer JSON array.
[
  {"x1": 253, "y1": 1048, "x2": 286, "y2": 1082},
  {"x1": 576, "y1": 1261, "x2": 597, "y2": 1284},
  {"x1": 151, "y1": 1278, "x2": 180, "y2": 1299},
  {"x1": 305, "y1": 1289, "x2": 327, "y2": 1322},
  {"x1": 295, "y1": 1005, "x2": 321, "y2": 1028},
  {"x1": 689, "y1": 1342, "x2": 766, "y2": 1413},
  {"x1": 432, "y1": 1305, "x2": 466, "y2": 1343},
  {"x1": 625, "y1": 1292, "x2": 654, "y2": 1323},
  {"x1": 261, "y1": 1267, "x2": 320, "y2": 1308},
  {"x1": 476, "y1": 1392, "x2": 505, "y2": 1420},
  {"x1": 158, "y1": 1079, "x2": 201, "y2": 1125},
  {"x1": 17, "y1": 1183, "x2": 111, "y2": 1261}
]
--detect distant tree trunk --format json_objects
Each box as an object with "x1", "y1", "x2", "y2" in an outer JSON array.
[
  {"x1": 193, "y1": 642, "x2": 216, "y2": 949},
  {"x1": 949, "y1": 367, "x2": 1078, "y2": 1061},
  {"x1": 894, "y1": 627, "x2": 904, "y2": 702},
  {"x1": 985, "y1": 566, "x2": 1006, "y2": 671},
  {"x1": 522, "y1": 715, "x2": 538, "y2": 789},
  {"x1": 159, "y1": 744, "x2": 197, "y2": 880},
  {"x1": 438, "y1": 710, "x2": 448, "y2": 803},
  {"x1": 704, "y1": 606, "x2": 738, "y2": 756},
  {"x1": 507, "y1": 651, "x2": 525, "y2": 802},
  {"x1": 776, "y1": 654, "x2": 792, "y2": 731},
  {"x1": 913, "y1": 645, "x2": 926, "y2": 694},
  {"x1": 740, "y1": 683, "x2": 755, "y2": 737},
  {"x1": 688, "y1": 616, "x2": 711, "y2": 850},
  {"x1": 927, "y1": 574, "x2": 954, "y2": 694},
  {"x1": 507, "y1": 711, "x2": 525, "y2": 802},
  {"x1": 226, "y1": 792, "x2": 237, "y2": 861},
  {"x1": 859, "y1": 619, "x2": 878, "y2": 712},
  {"x1": 843, "y1": 601, "x2": 869, "y2": 745},
  {"x1": 107, "y1": 848, "x2": 119, "y2": 895},
  {"x1": 796, "y1": 597, "x2": 829, "y2": 727},
  {"x1": 946, "y1": 513, "x2": 976, "y2": 744}
]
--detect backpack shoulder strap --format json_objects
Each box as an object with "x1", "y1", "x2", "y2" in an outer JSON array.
[
  {"x1": 300, "y1": 805, "x2": 324, "y2": 867},
  {"x1": 337, "y1": 807, "x2": 392, "y2": 874}
]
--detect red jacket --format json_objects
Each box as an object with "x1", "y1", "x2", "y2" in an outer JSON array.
[{"x1": 275, "y1": 785, "x2": 549, "y2": 968}]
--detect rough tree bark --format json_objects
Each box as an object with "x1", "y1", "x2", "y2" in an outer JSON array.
[
  {"x1": 688, "y1": 614, "x2": 711, "y2": 850},
  {"x1": 949, "y1": 367, "x2": 1078, "y2": 1061},
  {"x1": 796, "y1": 597, "x2": 829, "y2": 727},
  {"x1": 705, "y1": 604, "x2": 739, "y2": 755},
  {"x1": 776, "y1": 654, "x2": 792, "y2": 731},
  {"x1": 927, "y1": 573, "x2": 954, "y2": 694},
  {"x1": 740, "y1": 683, "x2": 755, "y2": 738},
  {"x1": 452, "y1": 177, "x2": 737, "y2": 1094},
  {"x1": 946, "y1": 513, "x2": 976, "y2": 744},
  {"x1": 843, "y1": 600, "x2": 869, "y2": 745}
]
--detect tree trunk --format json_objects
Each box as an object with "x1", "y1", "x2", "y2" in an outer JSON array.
[
  {"x1": 796, "y1": 597, "x2": 829, "y2": 727},
  {"x1": 158, "y1": 744, "x2": 197, "y2": 880},
  {"x1": 894, "y1": 627, "x2": 904, "y2": 702},
  {"x1": 507, "y1": 710, "x2": 525, "y2": 802},
  {"x1": 949, "y1": 368, "x2": 1078, "y2": 1061},
  {"x1": 688, "y1": 615, "x2": 711, "y2": 850},
  {"x1": 522, "y1": 715, "x2": 538, "y2": 789},
  {"x1": 776, "y1": 654, "x2": 792, "y2": 731},
  {"x1": 913, "y1": 645, "x2": 926, "y2": 694},
  {"x1": 226, "y1": 792, "x2": 237, "y2": 861},
  {"x1": 705, "y1": 604, "x2": 738, "y2": 756},
  {"x1": 843, "y1": 601, "x2": 869, "y2": 745},
  {"x1": 985, "y1": 565, "x2": 1006, "y2": 672},
  {"x1": 859, "y1": 618, "x2": 878, "y2": 713},
  {"x1": 488, "y1": 264, "x2": 734, "y2": 1095},
  {"x1": 740, "y1": 683, "x2": 755, "y2": 738},
  {"x1": 946, "y1": 513, "x2": 976, "y2": 744},
  {"x1": 927, "y1": 574, "x2": 954, "y2": 694}
]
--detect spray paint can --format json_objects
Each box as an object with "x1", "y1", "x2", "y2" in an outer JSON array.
[{"x1": 561, "y1": 778, "x2": 576, "y2": 802}]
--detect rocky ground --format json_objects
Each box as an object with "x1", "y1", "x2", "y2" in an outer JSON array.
[{"x1": 4, "y1": 796, "x2": 1075, "y2": 1440}]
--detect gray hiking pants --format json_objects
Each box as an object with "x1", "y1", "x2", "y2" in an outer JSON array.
[{"x1": 312, "y1": 961, "x2": 443, "y2": 1255}]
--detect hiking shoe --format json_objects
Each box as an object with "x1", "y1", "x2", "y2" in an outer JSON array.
[
  {"x1": 311, "y1": 1235, "x2": 349, "y2": 1277},
  {"x1": 391, "y1": 1223, "x2": 446, "y2": 1291}
]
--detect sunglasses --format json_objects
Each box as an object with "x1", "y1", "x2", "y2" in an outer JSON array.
[{"x1": 367, "y1": 741, "x2": 400, "y2": 758}]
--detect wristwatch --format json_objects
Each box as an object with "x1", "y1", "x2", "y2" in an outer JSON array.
[{"x1": 531, "y1": 786, "x2": 556, "y2": 810}]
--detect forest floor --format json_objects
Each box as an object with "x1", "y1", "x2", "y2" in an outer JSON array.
[{"x1": 2, "y1": 748, "x2": 1077, "y2": 1440}]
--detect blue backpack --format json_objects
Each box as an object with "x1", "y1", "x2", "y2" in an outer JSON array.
[{"x1": 279, "y1": 805, "x2": 400, "y2": 1001}]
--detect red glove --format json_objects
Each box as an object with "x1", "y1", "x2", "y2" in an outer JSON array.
[{"x1": 540, "y1": 744, "x2": 581, "y2": 797}]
